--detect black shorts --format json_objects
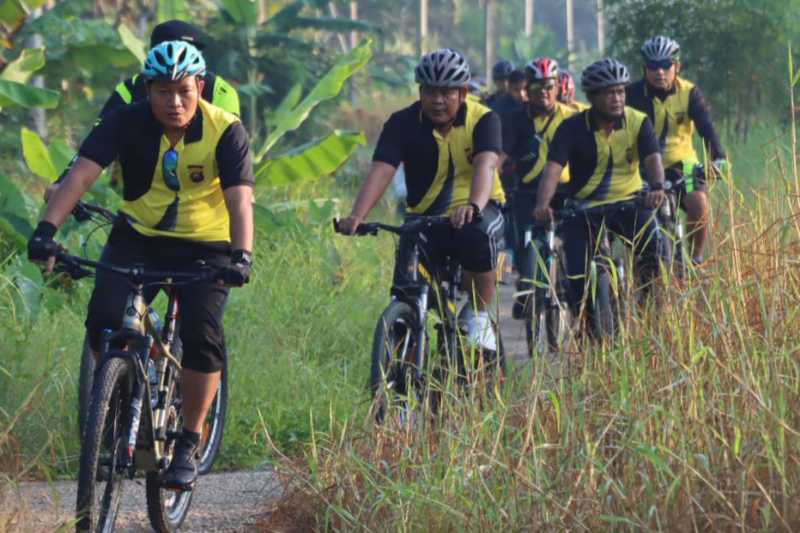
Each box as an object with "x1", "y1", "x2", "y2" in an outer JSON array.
[
  {"x1": 392, "y1": 203, "x2": 505, "y2": 287},
  {"x1": 665, "y1": 163, "x2": 706, "y2": 210},
  {"x1": 85, "y1": 222, "x2": 230, "y2": 373}
]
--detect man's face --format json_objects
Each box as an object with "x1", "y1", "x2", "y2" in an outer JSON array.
[
  {"x1": 508, "y1": 80, "x2": 528, "y2": 103},
  {"x1": 148, "y1": 76, "x2": 205, "y2": 130},
  {"x1": 526, "y1": 78, "x2": 558, "y2": 113},
  {"x1": 493, "y1": 78, "x2": 509, "y2": 94},
  {"x1": 591, "y1": 84, "x2": 626, "y2": 119},
  {"x1": 644, "y1": 60, "x2": 678, "y2": 90},
  {"x1": 420, "y1": 85, "x2": 466, "y2": 127}
]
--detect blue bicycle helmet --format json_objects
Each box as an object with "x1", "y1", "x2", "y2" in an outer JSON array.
[{"x1": 142, "y1": 40, "x2": 206, "y2": 82}]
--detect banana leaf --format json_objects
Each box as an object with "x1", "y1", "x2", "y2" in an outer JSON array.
[
  {"x1": 21, "y1": 127, "x2": 55, "y2": 181},
  {"x1": 254, "y1": 38, "x2": 372, "y2": 162},
  {"x1": 0, "y1": 79, "x2": 59, "y2": 110},
  {"x1": 157, "y1": 0, "x2": 189, "y2": 23},
  {"x1": 118, "y1": 24, "x2": 145, "y2": 64},
  {"x1": 255, "y1": 130, "x2": 366, "y2": 187},
  {"x1": 0, "y1": 47, "x2": 45, "y2": 83}
]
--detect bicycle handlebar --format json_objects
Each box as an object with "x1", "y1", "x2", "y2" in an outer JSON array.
[
  {"x1": 332, "y1": 216, "x2": 452, "y2": 237},
  {"x1": 54, "y1": 252, "x2": 219, "y2": 286},
  {"x1": 72, "y1": 201, "x2": 116, "y2": 224}
]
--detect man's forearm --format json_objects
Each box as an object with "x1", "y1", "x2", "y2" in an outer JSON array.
[
  {"x1": 350, "y1": 162, "x2": 396, "y2": 219},
  {"x1": 44, "y1": 157, "x2": 103, "y2": 227},
  {"x1": 469, "y1": 153, "x2": 499, "y2": 209},
  {"x1": 534, "y1": 162, "x2": 563, "y2": 208},
  {"x1": 643, "y1": 154, "x2": 666, "y2": 186},
  {"x1": 226, "y1": 186, "x2": 254, "y2": 252}
]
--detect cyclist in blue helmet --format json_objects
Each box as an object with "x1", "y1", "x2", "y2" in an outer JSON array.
[{"x1": 28, "y1": 40, "x2": 254, "y2": 491}]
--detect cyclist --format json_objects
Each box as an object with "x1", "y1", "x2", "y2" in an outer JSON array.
[
  {"x1": 47, "y1": 19, "x2": 240, "y2": 197},
  {"x1": 533, "y1": 58, "x2": 667, "y2": 319},
  {"x1": 484, "y1": 59, "x2": 514, "y2": 108},
  {"x1": 557, "y1": 70, "x2": 589, "y2": 111},
  {"x1": 337, "y1": 48, "x2": 506, "y2": 351},
  {"x1": 626, "y1": 36, "x2": 727, "y2": 265},
  {"x1": 507, "y1": 69, "x2": 528, "y2": 104},
  {"x1": 27, "y1": 41, "x2": 254, "y2": 491},
  {"x1": 501, "y1": 57, "x2": 578, "y2": 319}
]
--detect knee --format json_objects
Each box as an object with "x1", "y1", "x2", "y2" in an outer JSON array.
[{"x1": 684, "y1": 191, "x2": 709, "y2": 219}]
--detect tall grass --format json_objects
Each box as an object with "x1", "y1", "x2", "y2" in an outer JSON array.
[{"x1": 257, "y1": 131, "x2": 800, "y2": 530}]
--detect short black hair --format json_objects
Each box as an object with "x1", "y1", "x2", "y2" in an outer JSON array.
[
  {"x1": 150, "y1": 20, "x2": 206, "y2": 50},
  {"x1": 508, "y1": 69, "x2": 525, "y2": 84}
]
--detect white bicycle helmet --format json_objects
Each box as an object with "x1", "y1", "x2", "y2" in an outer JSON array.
[
  {"x1": 415, "y1": 48, "x2": 471, "y2": 88},
  {"x1": 641, "y1": 36, "x2": 680, "y2": 62},
  {"x1": 143, "y1": 40, "x2": 206, "y2": 82}
]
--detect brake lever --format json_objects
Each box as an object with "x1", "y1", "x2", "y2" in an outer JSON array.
[
  {"x1": 54, "y1": 262, "x2": 92, "y2": 280},
  {"x1": 72, "y1": 203, "x2": 92, "y2": 222}
]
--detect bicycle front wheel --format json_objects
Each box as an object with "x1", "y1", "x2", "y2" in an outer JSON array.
[
  {"x1": 75, "y1": 355, "x2": 132, "y2": 533},
  {"x1": 197, "y1": 357, "x2": 227, "y2": 474},
  {"x1": 369, "y1": 300, "x2": 423, "y2": 424},
  {"x1": 77, "y1": 335, "x2": 94, "y2": 439}
]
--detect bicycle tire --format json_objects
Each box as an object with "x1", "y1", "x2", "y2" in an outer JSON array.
[
  {"x1": 369, "y1": 300, "x2": 422, "y2": 424},
  {"x1": 527, "y1": 246, "x2": 564, "y2": 357},
  {"x1": 146, "y1": 372, "x2": 194, "y2": 532},
  {"x1": 75, "y1": 355, "x2": 131, "y2": 533},
  {"x1": 197, "y1": 356, "x2": 227, "y2": 475},
  {"x1": 77, "y1": 335, "x2": 94, "y2": 439},
  {"x1": 591, "y1": 263, "x2": 616, "y2": 339}
]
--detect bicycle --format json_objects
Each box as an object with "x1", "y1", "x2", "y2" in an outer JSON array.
[
  {"x1": 333, "y1": 216, "x2": 505, "y2": 425},
  {"x1": 55, "y1": 247, "x2": 222, "y2": 532},
  {"x1": 657, "y1": 163, "x2": 704, "y2": 279},
  {"x1": 72, "y1": 202, "x2": 227, "y2": 476},
  {"x1": 527, "y1": 197, "x2": 650, "y2": 344}
]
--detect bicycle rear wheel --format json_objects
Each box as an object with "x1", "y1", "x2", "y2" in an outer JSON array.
[
  {"x1": 369, "y1": 300, "x2": 423, "y2": 424},
  {"x1": 77, "y1": 335, "x2": 93, "y2": 438},
  {"x1": 75, "y1": 355, "x2": 131, "y2": 533},
  {"x1": 146, "y1": 373, "x2": 194, "y2": 532}
]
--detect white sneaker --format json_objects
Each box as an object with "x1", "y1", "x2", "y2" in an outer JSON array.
[{"x1": 461, "y1": 309, "x2": 497, "y2": 352}]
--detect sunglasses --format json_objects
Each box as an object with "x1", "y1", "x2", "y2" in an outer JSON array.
[
  {"x1": 162, "y1": 148, "x2": 180, "y2": 192},
  {"x1": 646, "y1": 59, "x2": 674, "y2": 71},
  {"x1": 528, "y1": 82, "x2": 557, "y2": 93}
]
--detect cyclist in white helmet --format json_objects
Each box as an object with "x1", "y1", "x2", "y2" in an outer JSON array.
[
  {"x1": 626, "y1": 35, "x2": 728, "y2": 265},
  {"x1": 338, "y1": 48, "x2": 506, "y2": 351},
  {"x1": 28, "y1": 40, "x2": 254, "y2": 491}
]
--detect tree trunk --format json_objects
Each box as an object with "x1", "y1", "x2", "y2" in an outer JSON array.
[
  {"x1": 524, "y1": 0, "x2": 534, "y2": 37},
  {"x1": 328, "y1": 3, "x2": 350, "y2": 53},
  {"x1": 566, "y1": 0, "x2": 575, "y2": 71},
  {"x1": 349, "y1": 1, "x2": 359, "y2": 50},
  {"x1": 596, "y1": 0, "x2": 605, "y2": 54},
  {"x1": 418, "y1": 0, "x2": 429, "y2": 57},
  {"x1": 485, "y1": 0, "x2": 496, "y2": 83},
  {"x1": 29, "y1": 8, "x2": 46, "y2": 139}
]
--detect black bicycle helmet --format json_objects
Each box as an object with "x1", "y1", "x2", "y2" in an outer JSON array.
[
  {"x1": 492, "y1": 59, "x2": 514, "y2": 81},
  {"x1": 581, "y1": 58, "x2": 630, "y2": 93},
  {"x1": 415, "y1": 48, "x2": 471, "y2": 88}
]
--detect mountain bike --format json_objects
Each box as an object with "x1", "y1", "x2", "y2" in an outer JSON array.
[
  {"x1": 657, "y1": 163, "x2": 704, "y2": 279},
  {"x1": 56, "y1": 247, "x2": 222, "y2": 532},
  {"x1": 73, "y1": 202, "x2": 227, "y2": 476},
  {"x1": 334, "y1": 216, "x2": 505, "y2": 425}
]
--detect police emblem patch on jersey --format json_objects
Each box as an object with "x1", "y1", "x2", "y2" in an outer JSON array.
[
  {"x1": 465, "y1": 147, "x2": 473, "y2": 164},
  {"x1": 626, "y1": 148, "x2": 634, "y2": 164},
  {"x1": 675, "y1": 112, "x2": 686, "y2": 125},
  {"x1": 188, "y1": 165, "x2": 205, "y2": 183}
]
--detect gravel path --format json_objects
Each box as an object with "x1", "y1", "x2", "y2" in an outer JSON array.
[
  {"x1": 5, "y1": 284, "x2": 524, "y2": 533},
  {"x1": 3, "y1": 469, "x2": 281, "y2": 532}
]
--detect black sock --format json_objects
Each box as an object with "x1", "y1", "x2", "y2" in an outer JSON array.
[{"x1": 181, "y1": 429, "x2": 201, "y2": 446}]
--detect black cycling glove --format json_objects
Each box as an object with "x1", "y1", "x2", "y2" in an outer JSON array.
[
  {"x1": 218, "y1": 249, "x2": 252, "y2": 287},
  {"x1": 28, "y1": 221, "x2": 59, "y2": 262}
]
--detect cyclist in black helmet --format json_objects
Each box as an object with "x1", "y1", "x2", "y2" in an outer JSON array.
[
  {"x1": 534, "y1": 59, "x2": 668, "y2": 318},
  {"x1": 484, "y1": 59, "x2": 514, "y2": 108},
  {"x1": 338, "y1": 48, "x2": 506, "y2": 352}
]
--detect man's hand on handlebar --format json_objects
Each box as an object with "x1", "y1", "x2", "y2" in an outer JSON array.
[
  {"x1": 450, "y1": 203, "x2": 478, "y2": 229},
  {"x1": 27, "y1": 221, "x2": 60, "y2": 273},
  {"x1": 533, "y1": 204, "x2": 553, "y2": 223},
  {"x1": 336, "y1": 215, "x2": 364, "y2": 236},
  {"x1": 645, "y1": 189, "x2": 665, "y2": 210}
]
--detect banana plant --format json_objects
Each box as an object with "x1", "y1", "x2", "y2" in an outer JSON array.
[{"x1": 0, "y1": 46, "x2": 58, "y2": 111}]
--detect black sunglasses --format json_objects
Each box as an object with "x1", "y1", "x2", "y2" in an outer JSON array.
[{"x1": 646, "y1": 59, "x2": 674, "y2": 71}]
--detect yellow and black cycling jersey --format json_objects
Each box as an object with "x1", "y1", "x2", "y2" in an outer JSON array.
[
  {"x1": 563, "y1": 100, "x2": 590, "y2": 113},
  {"x1": 373, "y1": 99, "x2": 505, "y2": 216},
  {"x1": 503, "y1": 101, "x2": 577, "y2": 190},
  {"x1": 100, "y1": 71, "x2": 241, "y2": 118},
  {"x1": 548, "y1": 106, "x2": 660, "y2": 207},
  {"x1": 626, "y1": 76, "x2": 725, "y2": 168},
  {"x1": 77, "y1": 98, "x2": 253, "y2": 243}
]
